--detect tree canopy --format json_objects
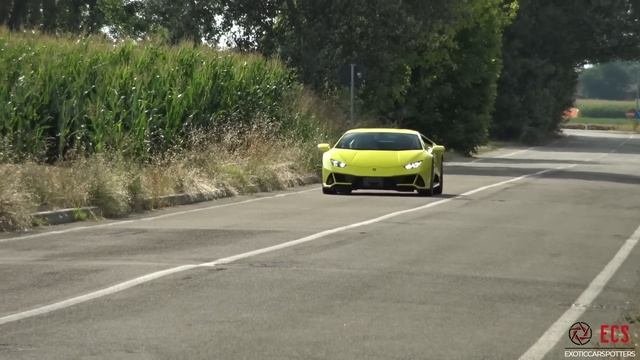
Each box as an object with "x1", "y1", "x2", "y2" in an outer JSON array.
[
  {"x1": 3, "y1": 0, "x2": 640, "y2": 152},
  {"x1": 578, "y1": 61, "x2": 640, "y2": 100},
  {"x1": 492, "y1": 0, "x2": 640, "y2": 143}
]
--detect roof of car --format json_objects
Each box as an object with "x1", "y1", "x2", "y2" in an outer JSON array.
[{"x1": 345, "y1": 128, "x2": 420, "y2": 135}]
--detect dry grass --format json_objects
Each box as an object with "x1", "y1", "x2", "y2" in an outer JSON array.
[
  {"x1": 0, "y1": 124, "x2": 324, "y2": 231},
  {"x1": 0, "y1": 165, "x2": 37, "y2": 230}
]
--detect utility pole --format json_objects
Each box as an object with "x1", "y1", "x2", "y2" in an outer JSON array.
[
  {"x1": 350, "y1": 63, "x2": 355, "y2": 123},
  {"x1": 636, "y1": 70, "x2": 640, "y2": 113},
  {"x1": 633, "y1": 70, "x2": 640, "y2": 132}
]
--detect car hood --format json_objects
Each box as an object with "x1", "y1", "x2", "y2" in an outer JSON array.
[{"x1": 330, "y1": 149, "x2": 425, "y2": 168}]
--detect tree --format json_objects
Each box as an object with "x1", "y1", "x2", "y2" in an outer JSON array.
[
  {"x1": 219, "y1": 0, "x2": 512, "y2": 153},
  {"x1": 8, "y1": 0, "x2": 28, "y2": 30},
  {"x1": 579, "y1": 62, "x2": 639, "y2": 100},
  {"x1": 137, "y1": 0, "x2": 223, "y2": 44},
  {"x1": 493, "y1": 0, "x2": 640, "y2": 143},
  {"x1": 400, "y1": 0, "x2": 516, "y2": 153},
  {"x1": 0, "y1": 0, "x2": 11, "y2": 26}
]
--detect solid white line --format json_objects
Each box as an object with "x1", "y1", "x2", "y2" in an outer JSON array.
[
  {"x1": 0, "y1": 188, "x2": 317, "y2": 244},
  {"x1": 0, "y1": 265, "x2": 198, "y2": 326},
  {"x1": 495, "y1": 147, "x2": 533, "y2": 158},
  {"x1": 0, "y1": 165, "x2": 568, "y2": 326},
  {"x1": 517, "y1": 132, "x2": 636, "y2": 360},
  {"x1": 518, "y1": 225, "x2": 640, "y2": 360}
]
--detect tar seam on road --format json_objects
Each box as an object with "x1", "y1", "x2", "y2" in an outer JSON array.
[
  {"x1": 0, "y1": 188, "x2": 317, "y2": 244},
  {"x1": 0, "y1": 164, "x2": 573, "y2": 327}
]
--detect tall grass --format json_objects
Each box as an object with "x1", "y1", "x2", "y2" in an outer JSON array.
[
  {"x1": 0, "y1": 29, "x2": 348, "y2": 230},
  {"x1": 0, "y1": 29, "x2": 326, "y2": 160}
]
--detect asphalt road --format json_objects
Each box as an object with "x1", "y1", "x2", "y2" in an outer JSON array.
[{"x1": 0, "y1": 129, "x2": 639, "y2": 360}]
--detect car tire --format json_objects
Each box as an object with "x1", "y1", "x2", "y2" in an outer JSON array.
[
  {"x1": 322, "y1": 187, "x2": 335, "y2": 195},
  {"x1": 417, "y1": 160, "x2": 435, "y2": 196},
  {"x1": 434, "y1": 159, "x2": 444, "y2": 195}
]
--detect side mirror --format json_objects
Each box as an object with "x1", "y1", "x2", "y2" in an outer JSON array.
[
  {"x1": 317, "y1": 143, "x2": 331, "y2": 152},
  {"x1": 432, "y1": 145, "x2": 445, "y2": 154}
]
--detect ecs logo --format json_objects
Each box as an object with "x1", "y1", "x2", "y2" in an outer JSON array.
[
  {"x1": 600, "y1": 324, "x2": 631, "y2": 344},
  {"x1": 569, "y1": 322, "x2": 592, "y2": 345},
  {"x1": 565, "y1": 322, "x2": 635, "y2": 359},
  {"x1": 568, "y1": 322, "x2": 631, "y2": 346}
]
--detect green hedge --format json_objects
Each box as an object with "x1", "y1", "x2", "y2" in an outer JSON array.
[{"x1": 0, "y1": 30, "x2": 308, "y2": 160}]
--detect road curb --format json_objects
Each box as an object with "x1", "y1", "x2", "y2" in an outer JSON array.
[
  {"x1": 32, "y1": 207, "x2": 101, "y2": 226},
  {"x1": 30, "y1": 174, "x2": 320, "y2": 226},
  {"x1": 561, "y1": 124, "x2": 617, "y2": 131}
]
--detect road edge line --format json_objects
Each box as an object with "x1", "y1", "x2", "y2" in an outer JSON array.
[
  {"x1": 518, "y1": 225, "x2": 640, "y2": 360},
  {"x1": 0, "y1": 188, "x2": 317, "y2": 244}
]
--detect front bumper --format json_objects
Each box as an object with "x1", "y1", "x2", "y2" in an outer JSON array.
[{"x1": 324, "y1": 172, "x2": 428, "y2": 191}]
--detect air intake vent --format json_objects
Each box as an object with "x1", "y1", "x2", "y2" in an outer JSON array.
[
  {"x1": 333, "y1": 173, "x2": 355, "y2": 183},
  {"x1": 327, "y1": 173, "x2": 335, "y2": 185}
]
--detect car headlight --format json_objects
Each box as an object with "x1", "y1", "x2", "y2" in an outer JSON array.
[
  {"x1": 331, "y1": 159, "x2": 347, "y2": 168},
  {"x1": 404, "y1": 161, "x2": 422, "y2": 170}
]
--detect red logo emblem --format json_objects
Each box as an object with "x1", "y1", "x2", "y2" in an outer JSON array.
[{"x1": 569, "y1": 322, "x2": 592, "y2": 345}]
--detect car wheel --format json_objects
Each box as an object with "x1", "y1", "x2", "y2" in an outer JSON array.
[
  {"x1": 417, "y1": 160, "x2": 435, "y2": 196},
  {"x1": 434, "y1": 159, "x2": 444, "y2": 195}
]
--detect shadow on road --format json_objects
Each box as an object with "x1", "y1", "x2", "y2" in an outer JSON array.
[
  {"x1": 448, "y1": 165, "x2": 640, "y2": 186},
  {"x1": 447, "y1": 165, "x2": 541, "y2": 178},
  {"x1": 534, "y1": 133, "x2": 639, "y2": 155},
  {"x1": 348, "y1": 192, "x2": 459, "y2": 198},
  {"x1": 540, "y1": 169, "x2": 640, "y2": 185},
  {"x1": 472, "y1": 157, "x2": 596, "y2": 165}
]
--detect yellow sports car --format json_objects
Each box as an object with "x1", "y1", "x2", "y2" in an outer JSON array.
[{"x1": 318, "y1": 128, "x2": 445, "y2": 196}]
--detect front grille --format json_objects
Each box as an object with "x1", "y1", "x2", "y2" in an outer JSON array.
[
  {"x1": 331, "y1": 174, "x2": 420, "y2": 189},
  {"x1": 333, "y1": 174, "x2": 416, "y2": 184},
  {"x1": 393, "y1": 175, "x2": 417, "y2": 184}
]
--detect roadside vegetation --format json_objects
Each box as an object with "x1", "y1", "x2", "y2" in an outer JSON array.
[
  {"x1": 3, "y1": 0, "x2": 640, "y2": 230},
  {"x1": 565, "y1": 99, "x2": 640, "y2": 131},
  {"x1": 0, "y1": 29, "x2": 330, "y2": 161},
  {"x1": 576, "y1": 99, "x2": 636, "y2": 119},
  {"x1": 0, "y1": 30, "x2": 343, "y2": 231}
]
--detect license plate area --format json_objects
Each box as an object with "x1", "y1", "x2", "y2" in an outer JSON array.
[{"x1": 362, "y1": 177, "x2": 385, "y2": 187}]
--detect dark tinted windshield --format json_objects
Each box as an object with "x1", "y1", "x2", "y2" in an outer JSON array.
[{"x1": 336, "y1": 132, "x2": 423, "y2": 151}]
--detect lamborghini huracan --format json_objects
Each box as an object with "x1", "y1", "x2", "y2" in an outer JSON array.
[{"x1": 318, "y1": 129, "x2": 445, "y2": 196}]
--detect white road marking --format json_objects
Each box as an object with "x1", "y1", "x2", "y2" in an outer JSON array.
[
  {"x1": 0, "y1": 265, "x2": 198, "y2": 326},
  {"x1": 0, "y1": 165, "x2": 570, "y2": 326},
  {"x1": 518, "y1": 224, "x2": 640, "y2": 360},
  {"x1": 495, "y1": 147, "x2": 533, "y2": 158},
  {"x1": 0, "y1": 188, "x2": 317, "y2": 244},
  {"x1": 517, "y1": 133, "x2": 636, "y2": 360},
  {"x1": 1, "y1": 133, "x2": 634, "y2": 328}
]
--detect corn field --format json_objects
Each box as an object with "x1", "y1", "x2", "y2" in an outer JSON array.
[{"x1": 0, "y1": 29, "x2": 310, "y2": 161}]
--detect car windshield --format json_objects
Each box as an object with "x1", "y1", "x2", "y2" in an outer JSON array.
[{"x1": 336, "y1": 132, "x2": 423, "y2": 151}]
